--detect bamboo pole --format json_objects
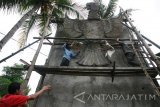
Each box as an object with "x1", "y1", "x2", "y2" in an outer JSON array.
[
  {"x1": 32, "y1": 66, "x2": 156, "y2": 76},
  {"x1": 0, "y1": 40, "x2": 39, "y2": 63},
  {"x1": 22, "y1": 11, "x2": 52, "y2": 89},
  {"x1": 33, "y1": 37, "x2": 138, "y2": 41},
  {"x1": 33, "y1": 66, "x2": 154, "y2": 71},
  {"x1": 0, "y1": 6, "x2": 39, "y2": 51},
  {"x1": 121, "y1": 22, "x2": 160, "y2": 50},
  {"x1": 141, "y1": 35, "x2": 160, "y2": 50},
  {"x1": 122, "y1": 9, "x2": 160, "y2": 70}
]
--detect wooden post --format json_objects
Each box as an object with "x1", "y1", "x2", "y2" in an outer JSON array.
[
  {"x1": 0, "y1": 40, "x2": 39, "y2": 63},
  {"x1": 121, "y1": 22, "x2": 160, "y2": 50},
  {"x1": 33, "y1": 37, "x2": 138, "y2": 41},
  {"x1": 32, "y1": 74, "x2": 46, "y2": 107},
  {"x1": 0, "y1": 6, "x2": 39, "y2": 51},
  {"x1": 141, "y1": 35, "x2": 160, "y2": 50},
  {"x1": 122, "y1": 9, "x2": 160, "y2": 70},
  {"x1": 22, "y1": 11, "x2": 52, "y2": 90}
]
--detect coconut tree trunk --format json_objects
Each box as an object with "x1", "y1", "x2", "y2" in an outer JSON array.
[
  {"x1": 22, "y1": 11, "x2": 52, "y2": 90},
  {"x1": 0, "y1": 5, "x2": 39, "y2": 51}
]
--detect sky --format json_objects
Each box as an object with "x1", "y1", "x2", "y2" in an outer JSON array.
[{"x1": 0, "y1": 0, "x2": 160, "y2": 94}]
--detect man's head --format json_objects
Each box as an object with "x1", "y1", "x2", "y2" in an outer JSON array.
[
  {"x1": 66, "y1": 43, "x2": 71, "y2": 50},
  {"x1": 8, "y1": 82, "x2": 21, "y2": 95}
]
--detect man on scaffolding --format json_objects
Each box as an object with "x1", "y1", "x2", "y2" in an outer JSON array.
[{"x1": 60, "y1": 42, "x2": 81, "y2": 66}]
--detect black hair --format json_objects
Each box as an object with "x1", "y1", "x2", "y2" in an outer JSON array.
[
  {"x1": 66, "y1": 43, "x2": 71, "y2": 50},
  {"x1": 8, "y1": 82, "x2": 21, "y2": 94}
]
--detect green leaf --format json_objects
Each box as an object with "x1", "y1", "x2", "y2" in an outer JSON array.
[
  {"x1": 2, "y1": 63, "x2": 26, "y2": 82},
  {"x1": 18, "y1": 14, "x2": 36, "y2": 48},
  {"x1": 0, "y1": 77, "x2": 11, "y2": 97},
  {"x1": 96, "y1": 0, "x2": 118, "y2": 19}
]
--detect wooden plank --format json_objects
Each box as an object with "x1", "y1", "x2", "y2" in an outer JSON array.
[
  {"x1": 35, "y1": 70, "x2": 157, "y2": 76},
  {"x1": 20, "y1": 59, "x2": 30, "y2": 66},
  {"x1": 32, "y1": 65, "x2": 157, "y2": 76},
  {"x1": 33, "y1": 65, "x2": 155, "y2": 71},
  {"x1": 34, "y1": 37, "x2": 138, "y2": 41}
]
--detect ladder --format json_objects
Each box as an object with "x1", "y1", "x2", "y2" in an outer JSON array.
[{"x1": 121, "y1": 9, "x2": 160, "y2": 96}]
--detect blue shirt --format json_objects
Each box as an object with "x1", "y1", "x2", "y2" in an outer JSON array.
[{"x1": 63, "y1": 44, "x2": 77, "y2": 61}]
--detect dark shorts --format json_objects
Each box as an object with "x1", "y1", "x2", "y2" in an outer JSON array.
[{"x1": 60, "y1": 57, "x2": 70, "y2": 66}]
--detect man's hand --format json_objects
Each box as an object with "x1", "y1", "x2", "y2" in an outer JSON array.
[
  {"x1": 29, "y1": 85, "x2": 51, "y2": 100},
  {"x1": 42, "y1": 85, "x2": 51, "y2": 91},
  {"x1": 116, "y1": 38, "x2": 120, "y2": 42}
]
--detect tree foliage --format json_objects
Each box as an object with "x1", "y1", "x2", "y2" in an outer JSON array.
[
  {"x1": 0, "y1": 77, "x2": 11, "y2": 97},
  {"x1": 0, "y1": 63, "x2": 26, "y2": 96},
  {"x1": 18, "y1": 0, "x2": 81, "y2": 48},
  {"x1": 1, "y1": 63, "x2": 25, "y2": 82},
  {"x1": 0, "y1": 0, "x2": 81, "y2": 49},
  {"x1": 94, "y1": 0, "x2": 118, "y2": 19},
  {"x1": 156, "y1": 52, "x2": 160, "y2": 60}
]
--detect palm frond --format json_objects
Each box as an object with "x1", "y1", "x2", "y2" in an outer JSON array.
[
  {"x1": 157, "y1": 52, "x2": 160, "y2": 56},
  {"x1": 0, "y1": 0, "x2": 26, "y2": 9},
  {"x1": 103, "y1": 0, "x2": 118, "y2": 18},
  {"x1": 98, "y1": 1, "x2": 106, "y2": 18},
  {"x1": 56, "y1": 3, "x2": 83, "y2": 19},
  {"x1": 20, "y1": 0, "x2": 42, "y2": 10},
  {"x1": 54, "y1": 0, "x2": 71, "y2": 6},
  {"x1": 93, "y1": 0, "x2": 102, "y2": 3},
  {"x1": 37, "y1": 14, "x2": 51, "y2": 36},
  {"x1": 50, "y1": 7, "x2": 64, "y2": 23},
  {"x1": 52, "y1": 7, "x2": 64, "y2": 18},
  {"x1": 18, "y1": 15, "x2": 36, "y2": 48}
]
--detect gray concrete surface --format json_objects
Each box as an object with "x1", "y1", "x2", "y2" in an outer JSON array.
[{"x1": 34, "y1": 3, "x2": 160, "y2": 106}]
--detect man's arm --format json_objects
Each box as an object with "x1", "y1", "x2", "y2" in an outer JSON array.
[
  {"x1": 63, "y1": 43, "x2": 67, "y2": 49},
  {"x1": 10, "y1": 85, "x2": 51, "y2": 106},
  {"x1": 71, "y1": 50, "x2": 80, "y2": 58},
  {"x1": 29, "y1": 85, "x2": 51, "y2": 100}
]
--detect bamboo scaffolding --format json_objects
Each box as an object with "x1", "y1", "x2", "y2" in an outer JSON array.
[
  {"x1": 121, "y1": 9, "x2": 160, "y2": 70},
  {"x1": 22, "y1": 10, "x2": 53, "y2": 89},
  {"x1": 121, "y1": 22, "x2": 160, "y2": 50},
  {"x1": 30, "y1": 65, "x2": 157, "y2": 76},
  {"x1": 33, "y1": 37, "x2": 138, "y2": 41},
  {"x1": 0, "y1": 40, "x2": 40, "y2": 63}
]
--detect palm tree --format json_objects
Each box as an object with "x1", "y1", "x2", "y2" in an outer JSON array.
[
  {"x1": 156, "y1": 52, "x2": 160, "y2": 61},
  {"x1": 0, "y1": 0, "x2": 81, "y2": 89},
  {"x1": 0, "y1": 0, "x2": 39, "y2": 50},
  {"x1": 0, "y1": 0, "x2": 80, "y2": 50},
  {"x1": 94, "y1": 0, "x2": 118, "y2": 19}
]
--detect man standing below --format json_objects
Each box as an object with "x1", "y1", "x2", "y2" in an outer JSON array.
[{"x1": 0, "y1": 82, "x2": 51, "y2": 107}]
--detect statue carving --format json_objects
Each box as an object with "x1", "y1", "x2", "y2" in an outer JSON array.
[{"x1": 63, "y1": 2, "x2": 122, "y2": 66}]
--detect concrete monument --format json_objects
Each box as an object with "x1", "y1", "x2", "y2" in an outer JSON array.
[{"x1": 34, "y1": 2, "x2": 160, "y2": 107}]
